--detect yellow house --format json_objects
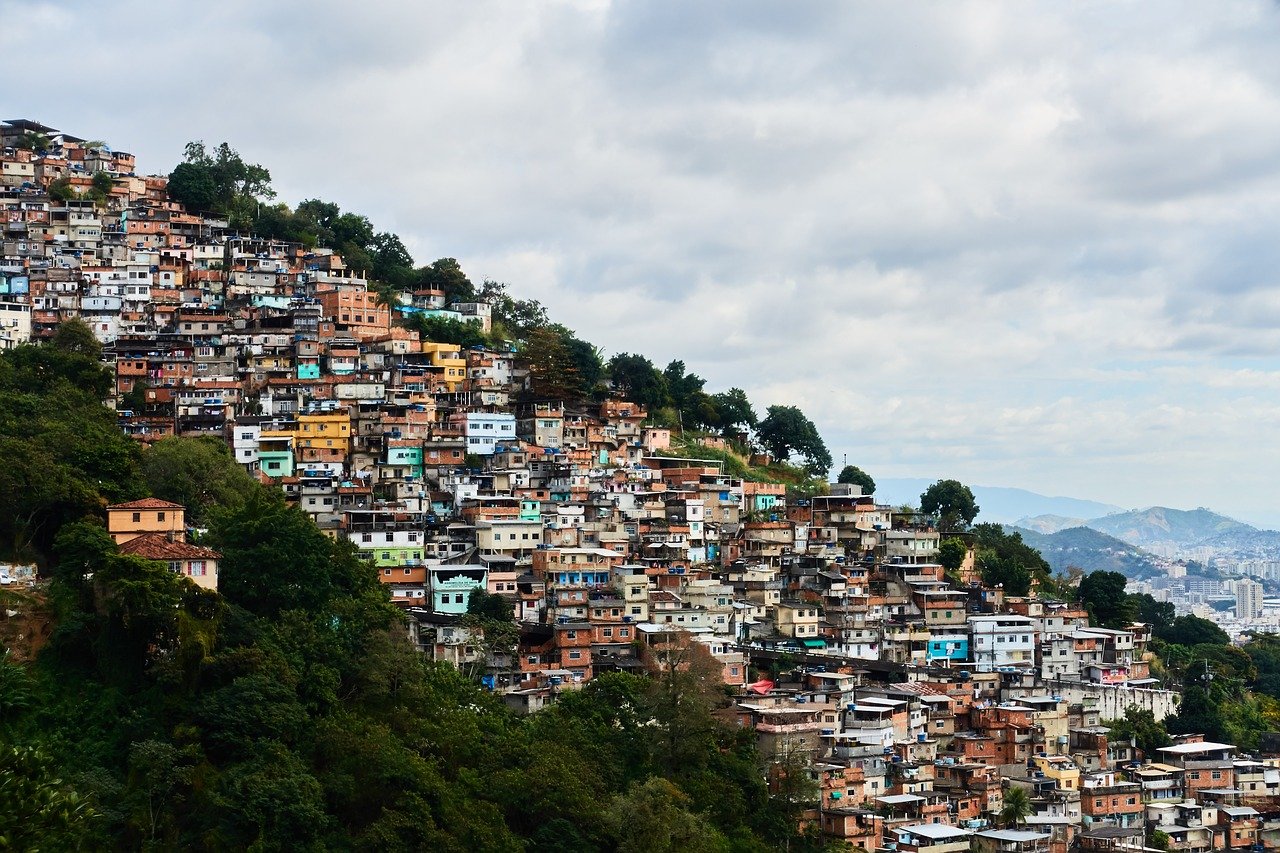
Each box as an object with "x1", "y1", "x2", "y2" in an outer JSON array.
[
  {"x1": 296, "y1": 411, "x2": 352, "y2": 465},
  {"x1": 1032, "y1": 754, "x2": 1080, "y2": 791},
  {"x1": 297, "y1": 411, "x2": 351, "y2": 445},
  {"x1": 420, "y1": 342, "x2": 466, "y2": 392}
]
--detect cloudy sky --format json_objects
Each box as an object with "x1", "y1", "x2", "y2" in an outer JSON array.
[{"x1": 9, "y1": 0, "x2": 1280, "y2": 524}]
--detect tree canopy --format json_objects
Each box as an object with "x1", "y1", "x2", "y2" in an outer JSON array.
[
  {"x1": 1077, "y1": 570, "x2": 1134, "y2": 628},
  {"x1": 167, "y1": 141, "x2": 274, "y2": 227},
  {"x1": 836, "y1": 465, "x2": 875, "y2": 494},
  {"x1": 756, "y1": 406, "x2": 832, "y2": 476},
  {"x1": 971, "y1": 523, "x2": 1050, "y2": 598},
  {"x1": 920, "y1": 479, "x2": 979, "y2": 531}
]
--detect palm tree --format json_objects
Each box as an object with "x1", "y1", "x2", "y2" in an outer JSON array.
[{"x1": 999, "y1": 786, "x2": 1032, "y2": 828}]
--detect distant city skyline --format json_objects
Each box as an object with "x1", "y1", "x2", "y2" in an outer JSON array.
[{"x1": 11, "y1": 0, "x2": 1280, "y2": 522}]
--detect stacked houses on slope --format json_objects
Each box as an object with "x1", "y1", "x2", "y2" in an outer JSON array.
[{"x1": 9, "y1": 119, "x2": 1280, "y2": 852}]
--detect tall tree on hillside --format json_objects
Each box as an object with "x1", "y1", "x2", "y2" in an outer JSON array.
[
  {"x1": 711, "y1": 388, "x2": 757, "y2": 435},
  {"x1": 479, "y1": 280, "x2": 550, "y2": 339},
  {"x1": 522, "y1": 327, "x2": 585, "y2": 401},
  {"x1": 836, "y1": 465, "x2": 876, "y2": 494},
  {"x1": 971, "y1": 523, "x2": 1049, "y2": 597},
  {"x1": 1103, "y1": 707, "x2": 1171, "y2": 758},
  {"x1": 920, "y1": 479, "x2": 979, "y2": 531},
  {"x1": 1077, "y1": 570, "x2": 1135, "y2": 627},
  {"x1": 1158, "y1": 615, "x2": 1229, "y2": 647},
  {"x1": 607, "y1": 354, "x2": 670, "y2": 411},
  {"x1": 561, "y1": 333, "x2": 605, "y2": 398},
  {"x1": 1130, "y1": 593, "x2": 1176, "y2": 627},
  {"x1": 416, "y1": 258, "x2": 474, "y2": 304},
  {"x1": 168, "y1": 142, "x2": 273, "y2": 226},
  {"x1": 756, "y1": 406, "x2": 831, "y2": 476},
  {"x1": 140, "y1": 436, "x2": 263, "y2": 526}
]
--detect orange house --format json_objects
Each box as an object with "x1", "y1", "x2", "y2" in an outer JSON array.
[
  {"x1": 317, "y1": 290, "x2": 390, "y2": 340},
  {"x1": 107, "y1": 498, "x2": 185, "y2": 544}
]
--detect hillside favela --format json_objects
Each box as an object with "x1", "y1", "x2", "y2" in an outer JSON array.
[{"x1": 4, "y1": 115, "x2": 1280, "y2": 851}]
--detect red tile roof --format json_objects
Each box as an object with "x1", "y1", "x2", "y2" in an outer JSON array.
[
  {"x1": 107, "y1": 498, "x2": 185, "y2": 510},
  {"x1": 118, "y1": 532, "x2": 219, "y2": 561}
]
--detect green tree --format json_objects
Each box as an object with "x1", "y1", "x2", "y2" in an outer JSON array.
[
  {"x1": 15, "y1": 131, "x2": 51, "y2": 151},
  {"x1": 166, "y1": 162, "x2": 218, "y2": 211},
  {"x1": 562, "y1": 333, "x2": 605, "y2": 397},
  {"x1": 51, "y1": 316, "x2": 103, "y2": 360},
  {"x1": 980, "y1": 557, "x2": 1033, "y2": 597},
  {"x1": 0, "y1": 744, "x2": 99, "y2": 852},
  {"x1": 124, "y1": 739, "x2": 194, "y2": 848},
  {"x1": 998, "y1": 786, "x2": 1032, "y2": 828},
  {"x1": 416, "y1": 257, "x2": 474, "y2": 304},
  {"x1": 1130, "y1": 592, "x2": 1176, "y2": 627},
  {"x1": 208, "y1": 489, "x2": 393, "y2": 627},
  {"x1": 210, "y1": 741, "x2": 330, "y2": 851},
  {"x1": 1167, "y1": 685, "x2": 1228, "y2": 742},
  {"x1": 606, "y1": 778, "x2": 730, "y2": 853},
  {"x1": 169, "y1": 141, "x2": 273, "y2": 225},
  {"x1": 140, "y1": 436, "x2": 261, "y2": 526},
  {"x1": 836, "y1": 465, "x2": 876, "y2": 494},
  {"x1": 121, "y1": 377, "x2": 150, "y2": 414},
  {"x1": 47, "y1": 176, "x2": 76, "y2": 201},
  {"x1": 402, "y1": 312, "x2": 488, "y2": 349},
  {"x1": 1159, "y1": 615, "x2": 1229, "y2": 647},
  {"x1": 920, "y1": 480, "x2": 979, "y2": 531},
  {"x1": 1103, "y1": 707, "x2": 1171, "y2": 757},
  {"x1": 521, "y1": 326, "x2": 585, "y2": 401},
  {"x1": 1077, "y1": 570, "x2": 1136, "y2": 627},
  {"x1": 711, "y1": 388, "x2": 757, "y2": 435},
  {"x1": 938, "y1": 538, "x2": 967, "y2": 579},
  {"x1": 480, "y1": 279, "x2": 550, "y2": 338},
  {"x1": 370, "y1": 232, "x2": 415, "y2": 288},
  {"x1": 756, "y1": 405, "x2": 832, "y2": 476},
  {"x1": 608, "y1": 353, "x2": 670, "y2": 411},
  {"x1": 466, "y1": 588, "x2": 514, "y2": 623}
]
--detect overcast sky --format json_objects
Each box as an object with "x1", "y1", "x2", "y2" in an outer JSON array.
[{"x1": 9, "y1": 0, "x2": 1280, "y2": 524}]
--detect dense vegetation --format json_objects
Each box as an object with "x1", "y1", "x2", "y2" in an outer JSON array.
[{"x1": 0, "y1": 333, "x2": 834, "y2": 850}]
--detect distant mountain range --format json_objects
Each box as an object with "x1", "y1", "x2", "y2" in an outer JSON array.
[
  {"x1": 1006, "y1": 525, "x2": 1166, "y2": 579},
  {"x1": 873, "y1": 479, "x2": 1280, "y2": 574},
  {"x1": 1083, "y1": 507, "x2": 1255, "y2": 549},
  {"x1": 874, "y1": 479, "x2": 1124, "y2": 524}
]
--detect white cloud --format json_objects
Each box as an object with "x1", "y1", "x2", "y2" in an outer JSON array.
[{"x1": 7, "y1": 0, "x2": 1280, "y2": 519}]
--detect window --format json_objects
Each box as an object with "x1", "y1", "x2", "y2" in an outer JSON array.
[
  {"x1": 568, "y1": 650, "x2": 581, "y2": 660},
  {"x1": 132, "y1": 512, "x2": 141, "y2": 522}
]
